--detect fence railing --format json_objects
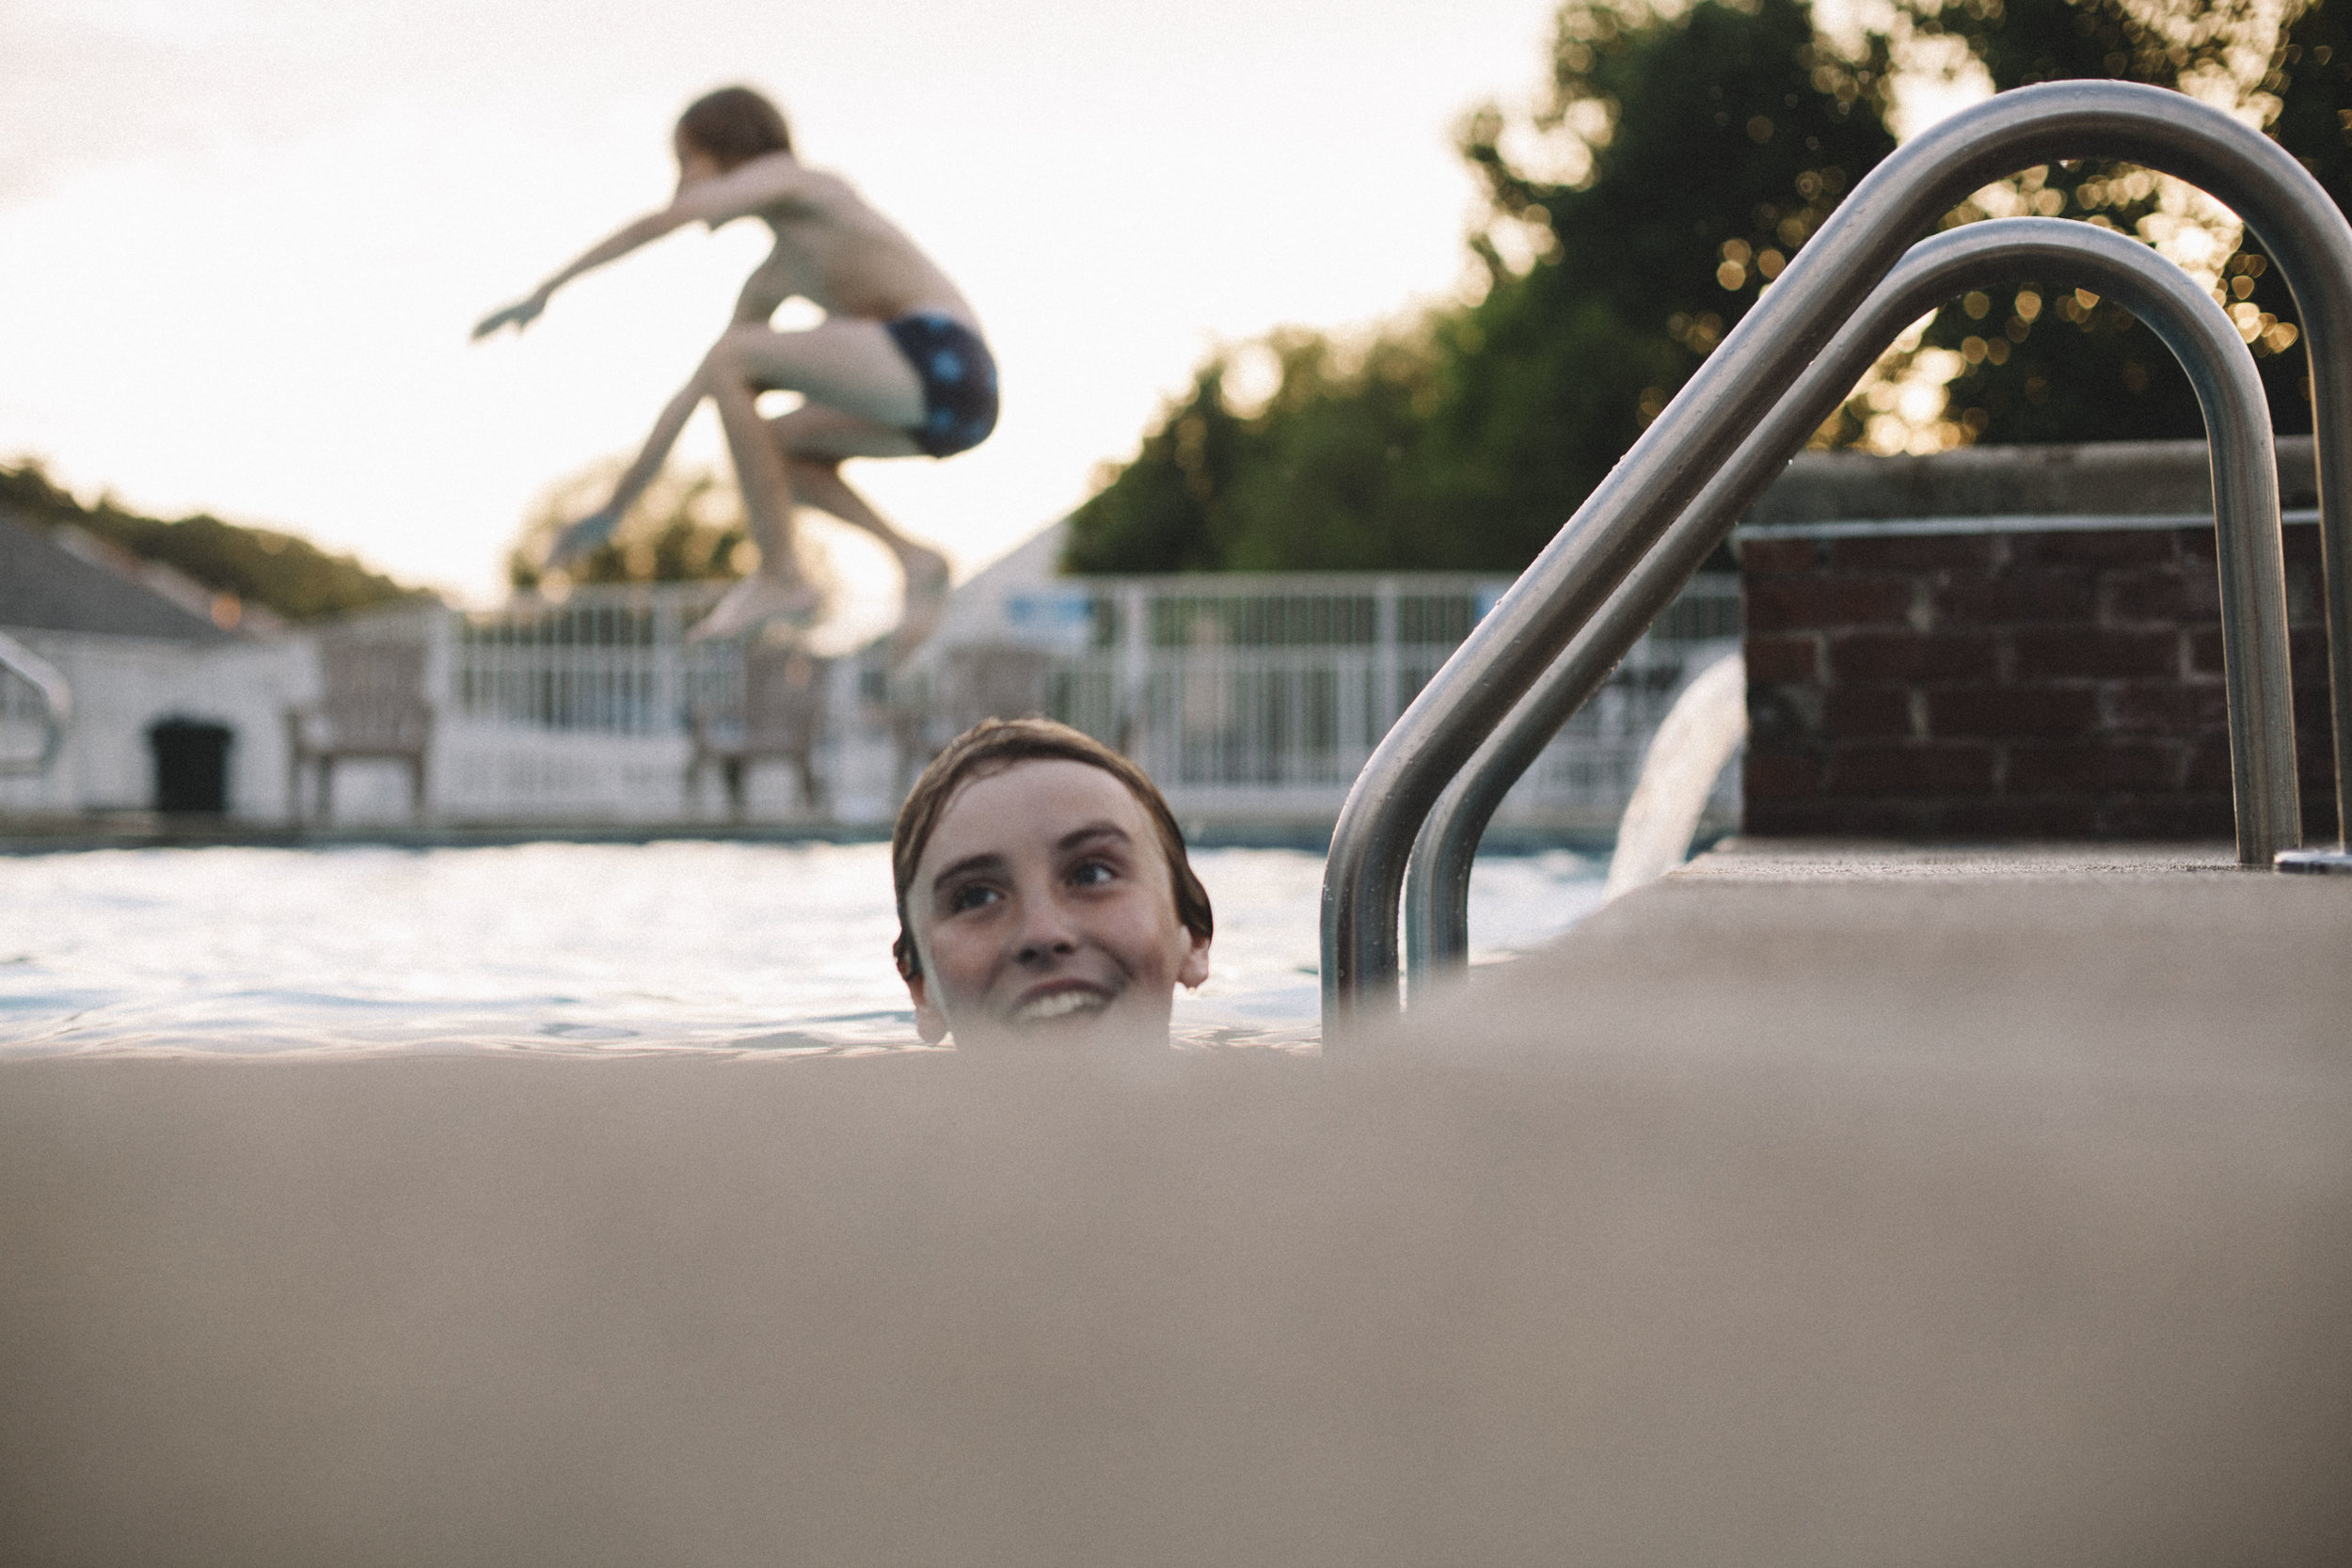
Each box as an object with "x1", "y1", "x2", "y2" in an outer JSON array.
[
  {"x1": 1032, "y1": 575, "x2": 1740, "y2": 826},
  {"x1": 380, "y1": 572, "x2": 1740, "y2": 830},
  {"x1": 445, "y1": 582, "x2": 737, "y2": 736}
]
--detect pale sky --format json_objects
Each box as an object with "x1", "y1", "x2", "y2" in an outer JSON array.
[{"x1": 0, "y1": 0, "x2": 1581, "y2": 602}]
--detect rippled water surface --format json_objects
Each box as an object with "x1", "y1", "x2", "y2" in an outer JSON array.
[{"x1": 0, "y1": 842, "x2": 1605, "y2": 1056}]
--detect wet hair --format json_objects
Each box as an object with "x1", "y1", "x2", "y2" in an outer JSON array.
[
  {"x1": 675, "y1": 86, "x2": 792, "y2": 170},
  {"x1": 891, "y1": 718, "x2": 1213, "y2": 982}
]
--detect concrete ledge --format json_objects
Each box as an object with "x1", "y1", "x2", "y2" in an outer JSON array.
[{"x1": 4, "y1": 840, "x2": 2348, "y2": 1564}]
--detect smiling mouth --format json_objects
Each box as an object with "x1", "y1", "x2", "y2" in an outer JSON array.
[{"x1": 1013, "y1": 988, "x2": 1111, "y2": 1023}]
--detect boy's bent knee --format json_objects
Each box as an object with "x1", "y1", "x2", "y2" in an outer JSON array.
[{"x1": 700, "y1": 325, "x2": 767, "y2": 381}]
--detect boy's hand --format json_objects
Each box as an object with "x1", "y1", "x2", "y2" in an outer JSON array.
[
  {"x1": 472, "y1": 293, "x2": 547, "y2": 341},
  {"x1": 546, "y1": 505, "x2": 624, "y2": 568}
]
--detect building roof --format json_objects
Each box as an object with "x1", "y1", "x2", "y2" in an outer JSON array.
[
  {"x1": 0, "y1": 509, "x2": 235, "y2": 643},
  {"x1": 914, "y1": 518, "x2": 1072, "y2": 659}
]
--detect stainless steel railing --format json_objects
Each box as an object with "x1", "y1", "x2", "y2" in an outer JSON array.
[
  {"x1": 0, "y1": 630, "x2": 73, "y2": 777},
  {"x1": 1324, "y1": 79, "x2": 2352, "y2": 1032},
  {"x1": 1405, "y1": 220, "x2": 2296, "y2": 985}
]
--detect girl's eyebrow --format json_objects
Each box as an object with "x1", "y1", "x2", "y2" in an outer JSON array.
[
  {"x1": 930, "y1": 850, "x2": 1008, "y2": 891},
  {"x1": 930, "y1": 823, "x2": 1131, "y2": 892}
]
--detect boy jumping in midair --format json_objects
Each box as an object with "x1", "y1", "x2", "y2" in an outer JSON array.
[{"x1": 473, "y1": 86, "x2": 993, "y2": 655}]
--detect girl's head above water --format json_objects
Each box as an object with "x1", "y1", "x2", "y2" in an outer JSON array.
[
  {"x1": 675, "y1": 86, "x2": 793, "y2": 173},
  {"x1": 892, "y1": 719, "x2": 1214, "y2": 1050}
]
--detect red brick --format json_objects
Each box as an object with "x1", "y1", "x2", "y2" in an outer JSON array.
[
  {"x1": 1747, "y1": 684, "x2": 1823, "y2": 746},
  {"x1": 2101, "y1": 563, "x2": 2217, "y2": 624},
  {"x1": 1931, "y1": 569, "x2": 2095, "y2": 626},
  {"x1": 1743, "y1": 631, "x2": 1820, "y2": 683},
  {"x1": 1828, "y1": 630, "x2": 1998, "y2": 684},
  {"x1": 2185, "y1": 738, "x2": 2236, "y2": 792},
  {"x1": 2095, "y1": 795, "x2": 2236, "y2": 839},
  {"x1": 1828, "y1": 534, "x2": 1999, "y2": 570},
  {"x1": 1761, "y1": 797, "x2": 1973, "y2": 836},
  {"x1": 2011, "y1": 626, "x2": 2178, "y2": 680},
  {"x1": 2105, "y1": 682, "x2": 2231, "y2": 734},
  {"x1": 1795, "y1": 797, "x2": 2120, "y2": 838},
  {"x1": 1822, "y1": 687, "x2": 1915, "y2": 738},
  {"x1": 1817, "y1": 800, "x2": 1944, "y2": 835},
  {"x1": 1918, "y1": 796, "x2": 2102, "y2": 837},
  {"x1": 2290, "y1": 627, "x2": 2334, "y2": 681},
  {"x1": 2004, "y1": 741, "x2": 2183, "y2": 792},
  {"x1": 2188, "y1": 626, "x2": 2227, "y2": 675},
  {"x1": 1743, "y1": 799, "x2": 1867, "y2": 835},
  {"x1": 2285, "y1": 561, "x2": 2324, "y2": 625},
  {"x1": 1823, "y1": 743, "x2": 1996, "y2": 795},
  {"x1": 1737, "y1": 537, "x2": 1821, "y2": 573},
  {"x1": 2300, "y1": 790, "x2": 2342, "y2": 842},
  {"x1": 2015, "y1": 529, "x2": 2182, "y2": 566},
  {"x1": 1926, "y1": 686, "x2": 2098, "y2": 739},
  {"x1": 1745, "y1": 575, "x2": 1914, "y2": 633},
  {"x1": 1743, "y1": 751, "x2": 1823, "y2": 799}
]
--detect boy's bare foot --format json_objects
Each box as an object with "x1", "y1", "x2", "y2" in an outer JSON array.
[
  {"x1": 889, "y1": 546, "x2": 952, "y2": 664},
  {"x1": 688, "y1": 573, "x2": 824, "y2": 642}
]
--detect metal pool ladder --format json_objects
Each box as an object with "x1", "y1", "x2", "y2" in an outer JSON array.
[
  {"x1": 1323, "y1": 78, "x2": 2352, "y2": 1037},
  {"x1": 0, "y1": 630, "x2": 72, "y2": 778}
]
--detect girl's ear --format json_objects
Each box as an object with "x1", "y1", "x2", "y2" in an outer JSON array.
[
  {"x1": 906, "y1": 971, "x2": 950, "y2": 1045},
  {"x1": 1177, "y1": 929, "x2": 1210, "y2": 991}
]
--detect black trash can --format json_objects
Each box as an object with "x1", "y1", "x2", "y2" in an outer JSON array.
[{"x1": 148, "y1": 717, "x2": 234, "y2": 815}]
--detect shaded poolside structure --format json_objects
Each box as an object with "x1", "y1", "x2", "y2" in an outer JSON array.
[
  {"x1": 0, "y1": 494, "x2": 1740, "y2": 840},
  {"x1": 3, "y1": 79, "x2": 2350, "y2": 1562}
]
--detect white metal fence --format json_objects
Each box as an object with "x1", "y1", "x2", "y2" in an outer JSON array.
[
  {"x1": 392, "y1": 573, "x2": 1741, "y2": 833},
  {"x1": 1020, "y1": 575, "x2": 1741, "y2": 831},
  {"x1": 2, "y1": 574, "x2": 1740, "y2": 832},
  {"x1": 445, "y1": 584, "x2": 737, "y2": 736}
]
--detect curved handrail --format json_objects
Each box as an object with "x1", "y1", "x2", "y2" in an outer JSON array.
[
  {"x1": 1404, "y1": 218, "x2": 2298, "y2": 987},
  {"x1": 0, "y1": 629, "x2": 73, "y2": 777},
  {"x1": 1325, "y1": 79, "x2": 2352, "y2": 1032}
]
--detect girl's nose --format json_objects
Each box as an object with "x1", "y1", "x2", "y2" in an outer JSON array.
[{"x1": 1012, "y1": 895, "x2": 1079, "y2": 964}]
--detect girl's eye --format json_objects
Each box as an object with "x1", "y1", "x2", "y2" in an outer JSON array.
[
  {"x1": 1070, "y1": 859, "x2": 1117, "y2": 887},
  {"x1": 949, "y1": 883, "x2": 1002, "y2": 912}
]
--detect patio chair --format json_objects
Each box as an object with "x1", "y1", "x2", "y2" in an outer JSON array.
[
  {"x1": 285, "y1": 638, "x2": 434, "y2": 824},
  {"x1": 890, "y1": 641, "x2": 1057, "y2": 789},
  {"x1": 689, "y1": 645, "x2": 829, "y2": 818},
  {"x1": 950, "y1": 642, "x2": 1057, "y2": 730}
]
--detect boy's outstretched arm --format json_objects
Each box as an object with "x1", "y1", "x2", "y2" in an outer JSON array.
[
  {"x1": 472, "y1": 159, "x2": 812, "y2": 341},
  {"x1": 546, "y1": 374, "x2": 707, "y2": 568},
  {"x1": 472, "y1": 208, "x2": 687, "y2": 340}
]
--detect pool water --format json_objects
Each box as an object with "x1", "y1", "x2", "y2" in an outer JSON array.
[{"x1": 0, "y1": 842, "x2": 1606, "y2": 1056}]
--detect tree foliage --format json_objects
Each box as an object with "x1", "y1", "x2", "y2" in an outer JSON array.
[
  {"x1": 0, "y1": 458, "x2": 424, "y2": 622},
  {"x1": 1067, "y1": 0, "x2": 1895, "y2": 575},
  {"x1": 1067, "y1": 0, "x2": 2345, "y2": 577},
  {"x1": 1905, "y1": 0, "x2": 2345, "y2": 444},
  {"x1": 506, "y1": 461, "x2": 751, "y2": 591}
]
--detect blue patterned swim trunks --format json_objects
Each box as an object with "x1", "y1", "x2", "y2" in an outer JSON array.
[{"x1": 884, "y1": 312, "x2": 999, "y2": 458}]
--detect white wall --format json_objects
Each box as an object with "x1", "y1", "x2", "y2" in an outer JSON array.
[{"x1": 0, "y1": 628, "x2": 316, "y2": 820}]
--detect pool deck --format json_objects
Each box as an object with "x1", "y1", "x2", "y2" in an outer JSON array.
[
  {"x1": 3, "y1": 838, "x2": 2346, "y2": 1564},
  {"x1": 1388, "y1": 834, "x2": 2352, "y2": 1079}
]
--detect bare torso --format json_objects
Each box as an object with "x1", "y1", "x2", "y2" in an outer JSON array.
[{"x1": 730, "y1": 164, "x2": 979, "y2": 331}]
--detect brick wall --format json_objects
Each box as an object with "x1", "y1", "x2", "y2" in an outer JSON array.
[{"x1": 1741, "y1": 521, "x2": 2338, "y2": 840}]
